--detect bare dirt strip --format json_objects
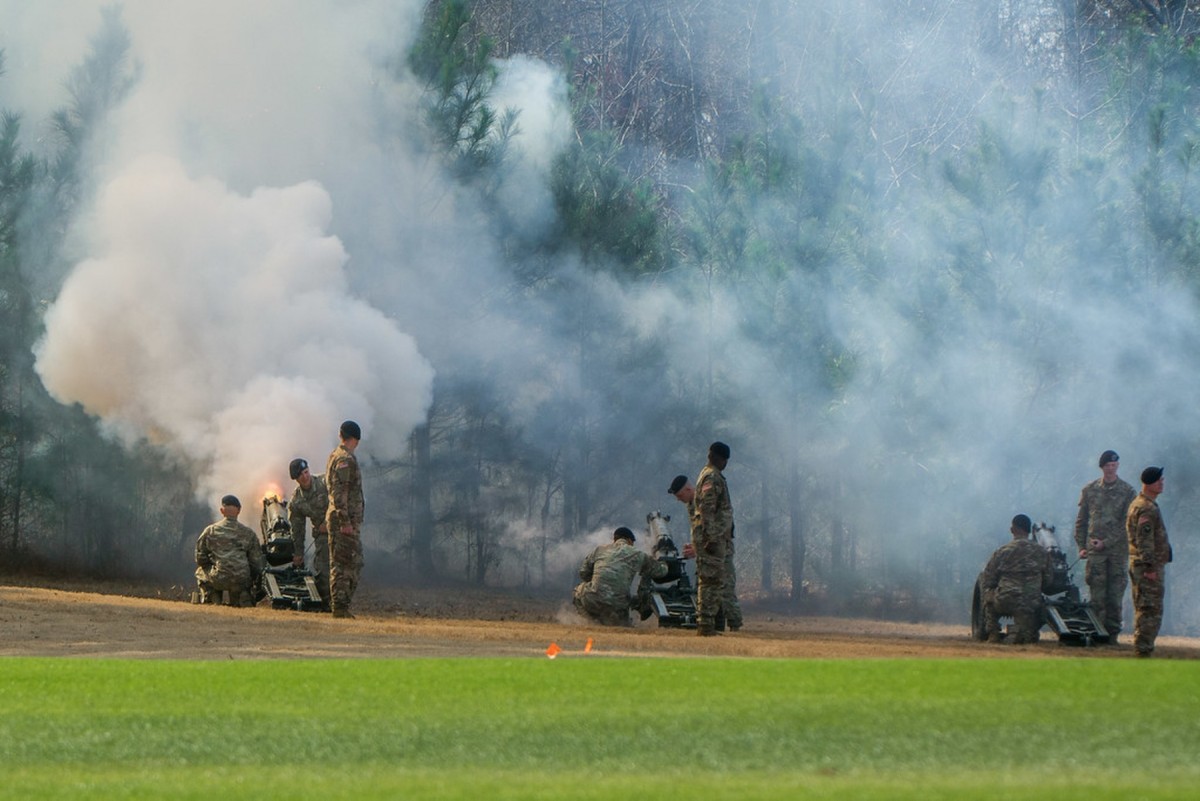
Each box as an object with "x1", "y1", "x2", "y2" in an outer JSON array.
[{"x1": 3, "y1": 584, "x2": 1198, "y2": 660}]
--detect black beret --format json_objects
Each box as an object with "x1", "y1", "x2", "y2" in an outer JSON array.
[
  {"x1": 1098, "y1": 450, "x2": 1119, "y2": 467},
  {"x1": 668, "y1": 474, "x2": 688, "y2": 494},
  {"x1": 340, "y1": 420, "x2": 362, "y2": 440},
  {"x1": 1011, "y1": 514, "x2": 1032, "y2": 533},
  {"x1": 709, "y1": 441, "x2": 730, "y2": 459},
  {"x1": 221, "y1": 495, "x2": 241, "y2": 509},
  {"x1": 1141, "y1": 466, "x2": 1164, "y2": 484},
  {"x1": 613, "y1": 526, "x2": 635, "y2": 543},
  {"x1": 289, "y1": 458, "x2": 308, "y2": 480}
]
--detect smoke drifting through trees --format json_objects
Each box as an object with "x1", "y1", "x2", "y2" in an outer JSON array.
[{"x1": 1, "y1": 2, "x2": 1197, "y2": 632}]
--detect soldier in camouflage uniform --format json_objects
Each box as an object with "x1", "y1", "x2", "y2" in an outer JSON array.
[
  {"x1": 325, "y1": 421, "x2": 364, "y2": 619},
  {"x1": 981, "y1": 514, "x2": 1053, "y2": 644},
  {"x1": 670, "y1": 472, "x2": 742, "y2": 632},
  {"x1": 1074, "y1": 450, "x2": 1136, "y2": 643},
  {"x1": 573, "y1": 527, "x2": 668, "y2": 626},
  {"x1": 287, "y1": 457, "x2": 331, "y2": 609},
  {"x1": 1126, "y1": 466, "x2": 1173, "y2": 657},
  {"x1": 194, "y1": 495, "x2": 266, "y2": 607},
  {"x1": 692, "y1": 442, "x2": 734, "y2": 636}
]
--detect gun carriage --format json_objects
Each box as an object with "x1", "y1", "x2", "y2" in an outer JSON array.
[
  {"x1": 970, "y1": 522, "x2": 1109, "y2": 646},
  {"x1": 644, "y1": 511, "x2": 724, "y2": 631},
  {"x1": 258, "y1": 494, "x2": 325, "y2": 612}
]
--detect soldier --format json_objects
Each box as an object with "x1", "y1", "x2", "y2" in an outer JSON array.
[
  {"x1": 669, "y1": 472, "x2": 742, "y2": 632},
  {"x1": 692, "y1": 441, "x2": 735, "y2": 636},
  {"x1": 981, "y1": 514, "x2": 1054, "y2": 644},
  {"x1": 325, "y1": 420, "x2": 365, "y2": 619},
  {"x1": 1126, "y1": 466, "x2": 1173, "y2": 657},
  {"x1": 287, "y1": 457, "x2": 331, "y2": 609},
  {"x1": 1074, "y1": 450, "x2": 1136, "y2": 644},
  {"x1": 194, "y1": 495, "x2": 266, "y2": 607},
  {"x1": 573, "y1": 527, "x2": 669, "y2": 626}
]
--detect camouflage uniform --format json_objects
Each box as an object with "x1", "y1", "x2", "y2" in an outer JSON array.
[
  {"x1": 723, "y1": 525, "x2": 743, "y2": 631},
  {"x1": 194, "y1": 517, "x2": 266, "y2": 606},
  {"x1": 692, "y1": 464, "x2": 732, "y2": 633},
  {"x1": 1126, "y1": 493, "x2": 1172, "y2": 656},
  {"x1": 325, "y1": 443, "x2": 364, "y2": 616},
  {"x1": 290, "y1": 473, "x2": 331, "y2": 606},
  {"x1": 573, "y1": 541, "x2": 668, "y2": 626},
  {"x1": 981, "y1": 537, "x2": 1053, "y2": 643},
  {"x1": 1074, "y1": 477, "x2": 1136, "y2": 638}
]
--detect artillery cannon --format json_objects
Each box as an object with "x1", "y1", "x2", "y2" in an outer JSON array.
[
  {"x1": 258, "y1": 494, "x2": 325, "y2": 612},
  {"x1": 644, "y1": 511, "x2": 724, "y2": 631},
  {"x1": 970, "y1": 522, "x2": 1109, "y2": 646}
]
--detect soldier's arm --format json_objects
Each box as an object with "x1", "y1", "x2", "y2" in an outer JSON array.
[
  {"x1": 694, "y1": 475, "x2": 720, "y2": 544},
  {"x1": 288, "y1": 502, "x2": 307, "y2": 557},
  {"x1": 1131, "y1": 512, "x2": 1159, "y2": 568},
  {"x1": 579, "y1": 550, "x2": 596, "y2": 582},
  {"x1": 981, "y1": 551, "x2": 1001, "y2": 591},
  {"x1": 1073, "y1": 491, "x2": 1088, "y2": 554},
  {"x1": 195, "y1": 530, "x2": 211, "y2": 568},
  {"x1": 643, "y1": 554, "x2": 669, "y2": 581}
]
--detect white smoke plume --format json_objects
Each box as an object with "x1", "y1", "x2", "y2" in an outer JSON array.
[{"x1": 35, "y1": 153, "x2": 433, "y2": 505}]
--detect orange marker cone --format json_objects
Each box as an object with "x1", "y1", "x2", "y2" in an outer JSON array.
[
  {"x1": 545, "y1": 642, "x2": 561, "y2": 659},
  {"x1": 584, "y1": 637, "x2": 594, "y2": 653}
]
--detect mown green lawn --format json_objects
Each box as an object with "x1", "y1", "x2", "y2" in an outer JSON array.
[{"x1": 1, "y1": 656, "x2": 1197, "y2": 799}]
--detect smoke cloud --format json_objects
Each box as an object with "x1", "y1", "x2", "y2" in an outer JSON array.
[{"x1": 3, "y1": 2, "x2": 1198, "y2": 632}]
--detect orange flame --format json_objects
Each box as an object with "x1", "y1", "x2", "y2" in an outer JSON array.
[{"x1": 545, "y1": 642, "x2": 561, "y2": 659}]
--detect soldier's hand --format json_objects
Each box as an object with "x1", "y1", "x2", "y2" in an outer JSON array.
[
  {"x1": 292, "y1": 555, "x2": 304, "y2": 567},
  {"x1": 1145, "y1": 570, "x2": 1158, "y2": 581},
  {"x1": 1078, "y1": 548, "x2": 1087, "y2": 559},
  {"x1": 682, "y1": 543, "x2": 696, "y2": 559}
]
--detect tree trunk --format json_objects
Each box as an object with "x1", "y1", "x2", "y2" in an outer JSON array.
[{"x1": 410, "y1": 423, "x2": 436, "y2": 578}]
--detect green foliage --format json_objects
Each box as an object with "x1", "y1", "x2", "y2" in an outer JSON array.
[
  {"x1": 549, "y1": 128, "x2": 668, "y2": 275},
  {"x1": 408, "y1": 0, "x2": 508, "y2": 181},
  {"x1": 1, "y1": 657, "x2": 1199, "y2": 798}
]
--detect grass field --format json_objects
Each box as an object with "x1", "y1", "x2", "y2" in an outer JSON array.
[{"x1": 1, "y1": 656, "x2": 1197, "y2": 800}]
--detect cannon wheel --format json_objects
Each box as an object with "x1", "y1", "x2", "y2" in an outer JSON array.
[{"x1": 970, "y1": 577, "x2": 988, "y2": 641}]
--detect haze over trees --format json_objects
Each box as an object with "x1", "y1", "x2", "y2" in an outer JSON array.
[{"x1": 2, "y1": 1, "x2": 1199, "y2": 631}]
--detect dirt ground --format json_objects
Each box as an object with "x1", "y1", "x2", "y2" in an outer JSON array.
[{"x1": 3, "y1": 578, "x2": 1199, "y2": 660}]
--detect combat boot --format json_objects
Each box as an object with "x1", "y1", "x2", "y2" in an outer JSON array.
[{"x1": 331, "y1": 604, "x2": 355, "y2": 619}]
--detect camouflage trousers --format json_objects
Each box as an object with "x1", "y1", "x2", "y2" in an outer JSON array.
[
  {"x1": 311, "y1": 533, "x2": 331, "y2": 607},
  {"x1": 572, "y1": 583, "x2": 652, "y2": 627},
  {"x1": 983, "y1": 588, "x2": 1043, "y2": 644},
  {"x1": 194, "y1": 565, "x2": 256, "y2": 607},
  {"x1": 329, "y1": 530, "x2": 364, "y2": 613},
  {"x1": 695, "y1": 534, "x2": 726, "y2": 632},
  {"x1": 1084, "y1": 553, "x2": 1128, "y2": 637},
  {"x1": 723, "y1": 537, "x2": 743, "y2": 629},
  {"x1": 1129, "y1": 564, "x2": 1166, "y2": 655}
]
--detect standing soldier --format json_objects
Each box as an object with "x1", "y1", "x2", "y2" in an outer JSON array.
[
  {"x1": 287, "y1": 457, "x2": 331, "y2": 610},
  {"x1": 981, "y1": 514, "x2": 1054, "y2": 644},
  {"x1": 325, "y1": 420, "x2": 364, "y2": 619},
  {"x1": 194, "y1": 495, "x2": 266, "y2": 607},
  {"x1": 670, "y1": 472, "x2": 742, "y2": 632},
  {"x1": 1074, "y1": 450, "x2": 1136, "y2": 644},
  {"x1": 1126, "y1": 466, "x2": 1173, "y2": 657},
  {"x1": 692, "y1": 441, "x2": 734, "y2": 636}
]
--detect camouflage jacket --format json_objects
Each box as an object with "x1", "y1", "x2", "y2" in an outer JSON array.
[
  {"x1": 692, "y1": 464, "x2": 733, "y2": 548},
  {"x1": 195, "y1": 517, "x2": 266, "y2": 588},
  {"x1": 1126, "y1": 493, "x2": 1172, "y2": 569},
  {"x1": 578, "y1": 541, "x2": 668, "y2": 609},
  {"x1": 289, "y1": 473, "x2": 329, "y2": 556},
  {"x1": 325, "y1": 444, "x2": 364, "y2": 533},
  {"x1": 981, "y1": 537, "x2": 1052, "y2": 603},
  {"x1": 1074, "y1": 477, "x2": 1136, "y2": 556}
]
